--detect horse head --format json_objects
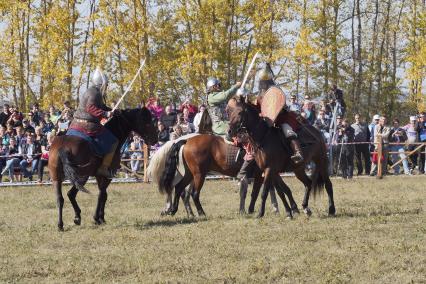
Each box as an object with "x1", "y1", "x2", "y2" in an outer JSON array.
[
  {"x1": 107, "y1": 108, "x2": 158, "y2": 145},
  {"x1": 227, "y1": 96, "x2": 263, "y2": 139}
]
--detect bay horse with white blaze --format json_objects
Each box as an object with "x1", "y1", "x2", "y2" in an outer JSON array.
[
  {"x1": 48, "y1": 108, "x2": 158, "y2": 231},
  {"x1": 227, "y1": 97, "x2": 336, "y2": 218}
]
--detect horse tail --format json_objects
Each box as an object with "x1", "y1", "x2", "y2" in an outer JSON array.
[
  {"x1": 58, "y1": 148, "x2": 90, "y2": 194},
  {"x1": 159, "y1": 140, "x2": 187, "y2": 195},
  {"x1": 311, "y1": 135, "x2": 328, "y2": 197},
  {"x1": 147, "y1": 140, "x2": 175, "y2": 189}
]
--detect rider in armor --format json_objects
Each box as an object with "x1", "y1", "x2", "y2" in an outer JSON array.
[
  {"x1": 257, "y1": 66, "x2": 304, "y2": 164},
  {"x1": 68, "y1": 67, "x2": 118, "y2": 178},
  {"x1": 205, "y1": 77, "x2": 241, "y2": 138}
]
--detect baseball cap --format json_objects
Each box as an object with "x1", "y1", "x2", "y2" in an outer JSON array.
[
  {"x1": 410, "y1": 116, "x2": 417, "y2": 121},
  {"x1": 373, "y1": 114, "x2": 380, "y2": 120}
]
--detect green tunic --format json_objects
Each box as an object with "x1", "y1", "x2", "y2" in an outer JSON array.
[{"x1": 207, "y1": 84, "x2": 239, "y2": 135}]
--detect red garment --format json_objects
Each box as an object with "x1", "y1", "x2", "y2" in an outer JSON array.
[
  {"x1": 86, "y1": 104, "x2": 107, "y2": 120},
  {"x1": 275, "y1": 111, "x2": 301, "y2": 130}
]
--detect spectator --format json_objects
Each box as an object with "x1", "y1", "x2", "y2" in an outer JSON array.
[
  {"x1": 330, "y1": 84, "x2": 346, "y2": 116},
  {"x1": 40, "y1": 114, "x2": 55, "y2": 134},
  {"x1": 31, "y1": 103, "x2": 42, "y2": 126},
  {"x1": 193, "y1": 104, "x2": 206, "y2": 133},
  {"x1": 404, "y1": 116, "x2": 419, "y2": 173},
  {"x1": 0, "y1": 125, "x2": 10, "y2": 146},
  {"x1": 7, "y1": 110, "x2": 23, "y2": 128},
  {"x1": 6, "y1": 123, "x2": 15, "y2": 137},
  {"x1": 34, "y1": 126, "x2": 45, "y2": 145},
  {"x1": 62, "y1": 101, "x2": 74, "y2": 117},
  {"x1": 176, "y1": 113, "x2": 194, "y2": 135},
  {"x1": 389, "y1": 119, "x2": 409, "y2": 175},
  {"x1": 170, "y1": 125, "x2": 183, "y2": 141},
  {"x1": 0, "y1": 137, "x2": 21, "y2": 182},
  {"x1": 15, "y1": 125, "x2": 26, "y2": 148},
  {"x1": 157, "y1": 122, "x2": 170, "y2": 145},
  {"x1": 288, "y1": 94, "x2": 301, "y2": 113},
  {"x1": 351, "y1": 114, "x2": 371, "y2": 175},
  {"x1": 19, "y1": 134, "x2": 41, "y2": 181},
  {"x1": 0, "y1": 104, "x2": 11, "y2": 127},
  {"x1": 368, "y1": 114, "x2": 380, "y2": 151},
  {"x1": 160, "y1": 105, "x2": 177, "y2": 133},
  {"x1": 146, "y1": 97, "x2": 164, "y2": 121},
  {"x1": 27, "y1": 112, "x2": 38, "y2": 128},
  {"x1": 49, "y1": 106, "x2": 61, "y2": 125},
  {"x1": 319, "y1": 100, "x2": 333, "y2": 119},
  {"x1": 302, "y1": 95, "x2": 316, "y2": 125},
  {"x1": 22, "y1": 118, "x2": 35, "y2": 134},
  {"x1": 57, "y1": 111, "x2": 71, "y2": 135},
  {"x1": 0, "y1": 144, "x2": 7, "y2": 182},
  {"x1": 179, "y1": 99, "x2": 198, "y2": 122},
  {"x1": 129, "y1": 135, "x2": 144, "y2": 176},
  {"x1": 314, "y1": 110, "x2": 330, "y2": 140},
  {"x1": 336, "y1": 119, "x2": 355, "y2": 179},
  {"x1": 37, "y1": 132, "x2": 54, "y2": 183},
  {"x1": 371, "y1": 116, "x2": 391, "y2": 176},
  {"x1": 417, "y1": 112, "x2": 426, "y2": 174}
]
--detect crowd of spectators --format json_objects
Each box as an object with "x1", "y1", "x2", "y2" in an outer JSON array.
[{"x1": 0, "y1": 102, "x2": 72, "y2": 183}]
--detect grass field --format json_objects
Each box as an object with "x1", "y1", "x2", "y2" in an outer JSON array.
[{"x1": 0, "y1": 176, "x2": 425, "y2": 283}]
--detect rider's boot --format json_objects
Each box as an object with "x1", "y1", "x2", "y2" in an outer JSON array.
[
  {"x1": 289, "y1": 138, "x2": 304, "y2": 165},
  {"x1": 97, "y1": 142, "x2": 118, "y2": 179}
]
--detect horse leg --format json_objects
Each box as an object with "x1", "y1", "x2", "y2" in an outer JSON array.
[
  {"x1": 67, "y1": 186, "x2": 81, "y2": 225},
  {"x1": 257, "y1": 169, "x2": 273, "y2": 218},
  {"x1": 191, "y1": 174, "x2": 206, "y2": 216},
  {"x1": 271, "y1": 180, "x2": 293, "y2": 219},
  {"x1": 324, "y1": 175, "x2": 336, "y2": 216},
  {"x1": 54, "y1": 181, "x2": 65, "y2": 231},
  {"x1": 161, "y1": 193, "x2": 173, "y2": 216},
  {"x1": 295, "y1": 169, "x2": 313, "y2": 216},
  {"x1": 274, "y1": 175, "x2": 299, "y2": 215},
  {"x1": 170, "y1": 183, "x2": 185, "y2": 216},
  {"x1": 183, "y1": 183, "x2": 195, "y2": 217},
  {"x1": 94, "y1": 177, "x2": 110, "y2": 225},
  {"x1": 238, "y1": 177, "x2": 248, "y2": 214},
  {"x1": 99, "y1": 179, "x2": 112, "y2": 223},
  {"x1": 269, "y1": 187, "x2": 279, "y2": 214},
  {"x1": 248, "y1": 172, "x2": 263, "y2": 214}
]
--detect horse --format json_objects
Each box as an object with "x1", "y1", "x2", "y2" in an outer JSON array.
[
  {"x1": 227, "y1": 97, "x2": 336, "y2": 218},
  {"x1": 48, "y1": 108, "x2": 158, "y2": 231},
  {"x1": 148, "y1": 134, "x2": 301, "y2": 218}
]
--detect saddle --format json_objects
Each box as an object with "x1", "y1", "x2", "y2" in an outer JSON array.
[{"x1": 66, "y1": 129, "x2": 103, "y2": 157}]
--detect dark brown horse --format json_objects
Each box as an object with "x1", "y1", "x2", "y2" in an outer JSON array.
[
  {"x1": 148, "y1": 134, "x2": 300, "y2": 218},
  {"x1": 48, "y1": 108, "x2": 158, "y2": 231},
  {"x1": 227, "y1": 97, "x2": 336, "y2": 218}
]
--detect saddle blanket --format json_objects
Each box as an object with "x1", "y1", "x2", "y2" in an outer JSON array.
[{"x1": 66, "y1": 128, "x2": 116, "y2": 156}]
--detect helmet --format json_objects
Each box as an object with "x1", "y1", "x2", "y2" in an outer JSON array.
[
  {"x1": 92, "y1": 67, "x2": 109, "y2": 94},
  {"x1": 236, "y1": 88, "x2": 249, "y2": 97},
  {"x1": 258, "y1": 67, "x2": 274, "y2": 81},
  {"x1": 206, "y1": 77, "x2": 221, "y2": 93}
]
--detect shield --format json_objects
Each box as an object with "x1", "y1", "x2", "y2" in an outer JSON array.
[{"x1": 260, "y1": 86, "x2": 286, "y2": 126}]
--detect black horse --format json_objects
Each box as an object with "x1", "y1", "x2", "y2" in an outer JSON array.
[
  {"x1": 48, "y1": 108, "x2": 158, "y2": 231},
  {"x1": 227, "y1": 97, "x2": 336, "y2": 218}
]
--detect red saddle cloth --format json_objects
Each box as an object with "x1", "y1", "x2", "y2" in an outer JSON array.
[{"x1": 275, "y1": 111, "x2": 301, "y2": 131}]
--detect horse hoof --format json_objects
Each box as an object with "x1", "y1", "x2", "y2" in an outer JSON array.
[
  {"x1": 256, "y1": 213, "x2": 264, "y2": 219},
  {"x1": 58, "y1": 224, "x2": 64, "y2": 231},
  {"x1": 303, "y1": 208, "x2": 312, "y2": 216},
  {"x1": 74, "y1": 218, "x2": 81, "y2": 226},
  {"x1": 239, "y1": 209, "x2": 246, "y2": 215},
  {"x1": 329, "y1": 208, "x2": 336, "y2": 216},
  {"x1": 286, "y1": 215, "x2": 293, "y2": 220},
  {"x1": 292, "y1": 208, "x2": 300, "y2": 215},
  {"x1": 93, "y1": 218, "x2": 102, "y2": 225}
]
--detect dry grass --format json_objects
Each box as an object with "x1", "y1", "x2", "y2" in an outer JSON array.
[{"x1": 0, "y1": 176, "x2": 425, "y2": 283}]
